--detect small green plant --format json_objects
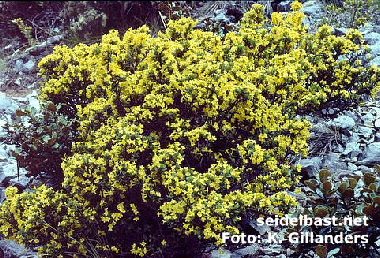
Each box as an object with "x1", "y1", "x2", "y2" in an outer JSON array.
[
  {"x1": 3, "y1": 102, "x2": 75, "y2": 184},
  {"x1": 11, "y1": 18, "x2": 35, "y2": 46},
  {"x1": 288, "y1": 167, "x2": 380, "y2": 257},
  {"x1": 321, "y1": 0, "x2": 380, "y2": 29}
]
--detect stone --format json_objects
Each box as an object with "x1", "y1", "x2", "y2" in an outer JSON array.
[
  {"x1": 370, "y1": 44, "x2": 380, "y2": 56},
  {"x1": 358, "y1": 142, "x2": 380, "y2": 165},
  {"x1": 213, "y1": 9, "x2": 230, "y2": 23},
  {"x1": 23, "y1": 60, "x2": 35, "y2": 72},
  {"x1": 26, "y1": 91, "x2": 40, "y2": 111},
  {"x1": 298, "y1": 157, "x2": 323, "y2": 177},
  {"x1": 311, "y1": 122, "x2": 333, "y2": 134},
  {"x1": 375, "y1": 119, "x2": 380, "y2": 128},
  {"x1": 14, "y1": 77, "x2": 22, "y2": 86},
  {"x1": 15, "y1": 59, "x2": 23, "y2": 71},
  {"x1": 347, "y1": 162, "x2": 357, "y2": 171},
  {"x1": 364, "y1": 32, "x2": 380, "y2": 45},
  {"x1": 234, "y1": 245, "x2": 259, "y2": 256},
  {"x1": 343, "y1": 141, "x2": 361, "y2": 157},
  {"x1": 1, "y1": 161, "x2": 17, "y2": 178},
  {"x1": 322, "y1": 152, "x2": 346, "y2": 171},
  {"x1": 0, "y1": 240, "x2": 38, "y2": 257},
  {"x1": 334, "y1": 27, "x2": 349, "y2": 36},
  {"x1": 358, "y1": 126, "x2": 373, "y2": 139},
  {"x1": 370, "y1": 56, "x2": 380, "y2": 67},
  {"x1": 249, "y1": 220, "x2": 271, "y2": 235},
  {"x1": 332, "y1": 115, "x2": 355, "y2": 130},
  {"x1": 358, "y1": 165, "x2": 371, "y2": 173},
  {"x1": 277, "y1": 1, "x2": 291, "y2": 12},
  {"x1": 0, "y1": 92, "x2": 13, "y2": 111},
  {"x1": 27, "y1": 34, "x2": 64, "y2": 56},
  {"x1": 300, "y1": 0, "x2": 324, "y2": 18},
  {"x1": 363, "y1": 112, "x2": 375, "y2": 126},
  {"x1": 211, "y1": 248, "x2": 233, "y2": 258}
]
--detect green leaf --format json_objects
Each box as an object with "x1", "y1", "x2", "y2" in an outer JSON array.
[
  {"x1": 305, "y1": 179, "x2": 317, "y2": 191},
  {"x1": 47, "y1": 103, "x2": 57, "y2": 112},
  {"x1": 323, "y1": 182, "x2": 332, "y2": 193},
  {"x1": 373, "y1": 196, "x2": 380, "y2": 205},
  {"x1": 314, "y1": 206, "x2": 329, "y2": 217},
  {"x1": 316, "y1": 244, "x2": 327, "y2": 258},
  {"x1": 319, "y1": 169, "x2": 330, "y2": 183},
  {"x1": 15, "y1": 109, "x2": 28, "y2": 116},
  {"x1": 364, "y1": 172, "x2": 376, "y2": 185},
  {"x1": 338, "y1": 182, "x2": 347, "y2": 194},
  {"x1": 375, "y1": 164, "x2": 380, "y2": 174},
  {"x1": 42, "y1": 135, "x2": 50, "y2": 143},
  {"x1": 356, "y1": 204, "x2": 365, "y2": 214},
  {"x1": 343, "y1": 188, "x2": 354, "y2": 199},
  {"x1": 363, "y1": 204, "x2": 374, "y2": 216},
  {"x1": 348, "y1": 178, "x2": 357, "y2": 188}
]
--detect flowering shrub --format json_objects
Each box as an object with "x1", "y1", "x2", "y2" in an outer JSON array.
[{"x1": 0, "y1": 2, "x2": 379, "y2": 257}]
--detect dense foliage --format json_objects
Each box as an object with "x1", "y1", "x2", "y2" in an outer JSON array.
[
  {"x1": 0, "y1": 2, "x2": 379, "y2": 257},
  {"x1": 3, "y1": 102, "x2": 74, "y2": 183},
  {"x1": 288, "y1": 167, "x2": 380, "y2": 257}
]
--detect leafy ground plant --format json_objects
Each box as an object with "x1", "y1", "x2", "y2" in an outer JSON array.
[
  {"x1": 3, "y1": 101, "x2": 75, "y2": 185},
  {"x1": 287, "y1": 167, "x2": 380, "y2": 257}
]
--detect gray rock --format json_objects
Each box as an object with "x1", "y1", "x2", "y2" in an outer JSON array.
[
  {"x1": 322, "y1": 152, "x2": 346, "y2": 171},
  {"x1": 311, "y1": 122, "x2": 332, "y2": 134},
  {"x1": 26, "y1": 91, "x2": 40, "y2": 111},
  {"x1": 343, "y1": 141, "x2": 361, "y2": 157},
  {"x1": 360, "y1": 23, "x2": 376, "y2": 35},
  {"x1": 358, "y1": 142, "x2": 380, "y2": 165},
  {"x1": 1, "y1": 162, "x2": 17, "y2": 178},
  {"x1": 249, "y1": 220, "x2": 271, "y2": 235},
  {"x1": 370, "y1": 44, "x2": 380, "y2": 56},
  {"x1": 22, "y1": 60, "x2": 35, "y2": 72},
  {"x1": 375, "y1": 119, "x2": 380, "y2": 128},
  {"x1": 369, "y1": 56, "x2": 380, "y2": 67},
  {"x1": 375, "y1": 132, "x2": 380, "y2": 141},
  {"x1": 0, "y1": 93, "x2": 13, "y2": 111},
  {"x1": 234, "y1": 245, "x2": 259, "y2": 256},
  {"x1": 277, "y1": 1, "x2": 291, "y2": 12},
  {"x1": 0, "y1": 240, "x2": 37, "y2": 258},
  {"x1": 27, "y1": 35, "x2": 64, "y2": 56},
  {"x1": 364, "y1": 32, "x2": 380, "y2": 45},
  {"x1": 213, "y1": 9, "x2": 230, "y2": 23},
  {"x1": 358, "y1": 126, "x2": 373, "y2": 138},
  {"x1": 347, "y1": 162, "x2": 357, "y2": 171},
  {"x1": 298, "y1": 157, "x2": 323, "y2": 177},
  {"x1": 363, "y1": 112, "x2": 375, "y2": 126},
  {"x1": 332, "y1": 115, "x2": 356, "y2": 129},
  {"x1": 15, "y1": 59, "x2": 23, "y2": 71},
  {"x1": 0, "y1": 119, "x2": 7, "y2": 138},
  {"x1": 334, "y1": 27, "x2": 349, "y2": 37},
  {"x1": 358, "y1": 165, "x2": 371, "y2": 173},
  {"x1": 301, "y1": 0, "x2": 324, "y2": 18},
  {"x1": 211, "y1": 248, "x2": 233, "y2": 258}
]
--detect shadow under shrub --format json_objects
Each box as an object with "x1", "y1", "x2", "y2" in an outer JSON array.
[{"x1": 0, "y1": 2, "x2": 379, "y2": 257}]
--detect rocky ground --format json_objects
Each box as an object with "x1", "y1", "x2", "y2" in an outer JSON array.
[{"x1": 0, "y1": 0, "x2": 379, "y2": 257}]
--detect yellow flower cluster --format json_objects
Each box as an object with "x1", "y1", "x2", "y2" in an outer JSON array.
[{"x1": 1, "y1": 1, "x2": 379, "y2": 256}]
